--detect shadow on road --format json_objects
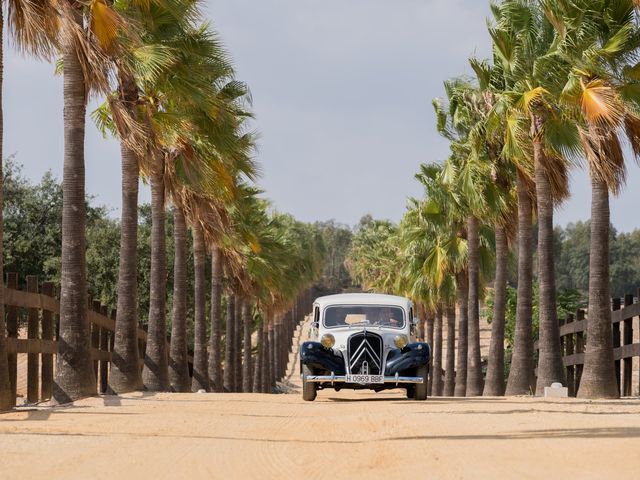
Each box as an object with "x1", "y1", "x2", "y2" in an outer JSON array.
[{"x1": 3, "y1": 426, "x2": 640, "y2": 442}]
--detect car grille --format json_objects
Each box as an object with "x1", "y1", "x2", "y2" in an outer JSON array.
[{"x1": 347, "y1": 332, "x2": 383, "y2": 375}]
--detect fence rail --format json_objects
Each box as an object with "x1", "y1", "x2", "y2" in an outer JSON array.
[{"x1": 3, "y1": 273, "x2": 153, "y2": 407}]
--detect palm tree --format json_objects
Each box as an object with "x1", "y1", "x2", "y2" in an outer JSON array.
[
  {"x1": 433, "y1": 80, "x2": 507, "y2": 396},
  {"x1": 432, "y1": 308, "x2": 444, "y2": 396},
  {"x1": 466, "y1": 214, "x2": 483, "y2": 396},
  {"x1": 484, "y1": 225, "x2": 508, "y2": 396},
  {"x1": 404, "y1": 165, "x2": 468, "y2": 396},
  {"x1": 141, "y1": 153, "x2": 170, "y2": 391},
  {"x1": 466, "y1": 57, "x2": 515, "y2": 397},
  {"x1": 425, "y1": 311, "x2": 434, "y2": 395},
  {"x1": 241, "y1": 298, "x2": 253, "y2": 392},
  {"x1": 109, "y1": 117, "x2": 143, "y2": 393},
  {"x1": 223, "y1": 283, "x2": 236, "y2": 392},
  {"x1": 252, "y1": 316, "x2": 264, "y2": 393},
  {"x1": 454, "y1": 271, "x2": 469, "y2": 396},
  {"x1": 133, "y1": 11, "x2": 241, "y2": 392},
  {"x1": 400, "y1": 166, "x2": 470, "y2": 397},
  {"x1": 548, "y1": 0, "x2": 640, "y2": 398},
  {"x1": 488, "y1": 1, "x2": 558, "y2": 395},
  {"x1": 265, "y1": 311, "x2": 275, "y2": 391},
  {"x1": 492, "y1": 0, "x2": 586, "y2": 394},
  {"x1": 91, "y1": 0, "x2": 189, "y2": 394},
  {"x1": 55, "y1": 2, "x2": 122, "y2": 403},
  {"x1": 209, "y1": 246, "x2": 224, "y2": 391},
  {"x1": 168, "y1": 207, "x2": 190, "y2": 392},
  {"x1": 234, "y1": 293, "x2": 243, "y2": 390},
  {"x1": 191, "y1": 221, "x2": 209, "y2": 392},
  {"x1": 443, "y1": 304, "x2": 456, "y2": 396},
  {"x1": 506, "y1": 169, "x2": 535, "y2": 395}
]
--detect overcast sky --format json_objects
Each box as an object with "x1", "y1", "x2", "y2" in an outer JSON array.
[{"x1": 5, "y1": 0, "x2": 640, "y2": 231}]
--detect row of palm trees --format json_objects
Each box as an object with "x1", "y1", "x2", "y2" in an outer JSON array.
[
  {"x1": 0, "y1": 0, "x2": 324, "y2": 410},
  {"x1": 347, "y1": 0, "x2": 640, "y2": 399}
]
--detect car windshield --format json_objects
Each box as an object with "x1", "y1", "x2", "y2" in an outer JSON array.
[{"x1": 323, "y1": 305, "x2": 405, "y2": 329}]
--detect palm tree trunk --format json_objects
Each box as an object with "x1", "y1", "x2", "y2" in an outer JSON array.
[
  {"x1": 191, "y1": 222, "x2": 209, "y2": 392},
  {"x1": 262, "y1": 312, "x2": 272, "y2": 393},
  {"x1": 425, "y1": 312, "x2": 434, "y2": 396},
  {"x1": 242, "y1": 299, "x2": 253, "y2": 393},
  {"x1": 142, "y1": 157, "x2": 169, "y2": 391},
  {"x1": 54, "y1": 8, "x2": 97, "y2": 403},
  {"x1": 506, "y1": 169, "x2": 535, "y2": 395},
  {"x1": 252, "y1": 319, "x2": 263, "y2": 393},
  {"x1": 273, "y1": 314, "x2": 282, "y2": 386},
  {"x1": 234, "y1": 294, "x2": 243, "y2": 391},
  {"x1": 577, "y1": 176, "x2": 619, "y2": 398},
  {"x1": 443, "y1": 305, "x2": 456, "y2": 396},
  {"x1": 484, "y1": 224, "x2": 507, "y2": 396},
  {"x1": 432, "y1": 308, "x2": 443, "y2": 396},
  {"x1": 534, "y1": 140, "x2": 565, "y2": 393},
  {"x1": 208, "y1": 247, "x2": 223, "y2": 392},
  {"x1": 466, "y1": 215, "x2": 483, "y2": 396},
  {"x1": 454, "y1": 270, "x2": 469, "y2": 397},
  {"x1": 109, "y1": 72, "x2": 142, "y2": 394},
  {"x1": 169, "y1": 208, "x2": 190, "y2": 392},
  {"x1": 269, "y1": 317, "x2": 277, "y2": 388},
  {"x1": 223, "y1": 291, "x2": 235, "y2": 392},
  {"x1": 0, "y1": 10, "x2": 13, "y2": 410},
  {"x1": 416, "y1": 307, "x2": 425, "y2": 340}
]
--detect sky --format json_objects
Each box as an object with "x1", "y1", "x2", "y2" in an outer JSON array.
[{"x1": 5, "y1": 0, "x2": 640, "y2": 232}]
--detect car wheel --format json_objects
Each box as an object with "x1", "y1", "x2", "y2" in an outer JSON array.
[
  {"x1": 302, "y1": 365, "x2": 317, "y2": 402},
  {"x1": 414, "y1": 365, "x2": 428, "y2": 401}
]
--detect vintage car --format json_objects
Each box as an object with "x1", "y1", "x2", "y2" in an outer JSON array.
[{"x1": 300, "y1": 293, "x2": 430, "y2": 401}]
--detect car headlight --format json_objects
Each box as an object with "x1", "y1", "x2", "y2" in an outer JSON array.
[
  {"x1": 320, "y1": 333, "x2": 335, "y2": 349},
  {"x1": 394, "y1": 334, "x2": 409, "y2": 349}
]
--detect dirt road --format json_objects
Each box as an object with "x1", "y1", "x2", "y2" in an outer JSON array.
[
  {"x1": 2, "y1": 391, "x2": 640, "y2": 479},
  {"x1": 2, "y1": 323, "x2": 640, "y2": 479}
]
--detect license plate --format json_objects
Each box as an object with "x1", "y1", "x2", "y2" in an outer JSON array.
[{"x1": 345, "y1": 374, "x2": 384, "y2": 384}]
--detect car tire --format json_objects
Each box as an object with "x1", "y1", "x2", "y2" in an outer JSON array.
[
  {"x1": 414, "y1": 365, "x2": 428, "y2": 401},
  {"x1": 302, "y1": 365, "x2": 317, "y2": 402},
  {"x1": 405, "y1": 385, "x2": 415, "y2": 399}
]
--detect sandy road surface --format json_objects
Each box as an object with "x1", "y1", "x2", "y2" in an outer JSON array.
[
  {"x1": 2, "y1": 392, "x2": 640, "y2": 479},
  {"x1": 2, "y1": 323, "x2": 640, "y2": 479}
]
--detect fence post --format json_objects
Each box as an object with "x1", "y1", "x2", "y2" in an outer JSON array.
[
  {"x1": 559, "y1": 313, "x2": 565, "y2": 356},
  {"x1": 109, "y1": 309, "x2": 116, "y2": 391},
  {"x1": 99, "y1": 305, "x2": 109, "y2": 394},
  {"x1": 622, "y1": 294, "x2": 633, "y2": 397},
  {"x1": 637, "y1": 289, "x2": 640, "y2": 397},
  {"x1": 575, "y1": 309, "x2": 585, "y2": 392},
  {"x1": 612, "y1": 297, "x2": 621, "y2": 396},
  {"x1": 91, "y1": 300, "x2": 101, "y2": 384},
  {"x1": 565, "y1": 313, "x2": 575, "y2": 397},
  {"x1": 41, "y1": 282, "x2": 55, "y2": 401},
  {"x1": 55, "y1": 286, "x2": 61, "y2": 341},
  {"x1": 6, "y1": 273, "x2": 18, "y2": 407},
  {"x1": 26, "y1": 275, "x2": 40, "y2": 403}
]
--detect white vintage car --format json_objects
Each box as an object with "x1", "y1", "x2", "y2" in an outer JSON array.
[{"x1": 300, "y1": 293, "x2": 430, "y2": 401}]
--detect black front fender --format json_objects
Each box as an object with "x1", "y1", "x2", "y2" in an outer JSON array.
[
  {"x1": 300, "y1": 341, "x2": 346, "y2": 375},
  {"x1": 384, "y1": 342, "x2": 431, "y2": 376}
]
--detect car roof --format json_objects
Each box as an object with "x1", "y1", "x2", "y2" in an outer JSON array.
[{"x1": 314, "y1": 293, "x2": 412, "y2": 309}]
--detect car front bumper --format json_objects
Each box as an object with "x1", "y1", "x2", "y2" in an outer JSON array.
[{"x1": 302, "y1": 373, "x2": 425, "y2": 384}]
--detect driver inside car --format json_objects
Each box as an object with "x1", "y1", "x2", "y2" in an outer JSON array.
[{"x1": 371, "y1": 307, "x2": 399, "y2": 327}]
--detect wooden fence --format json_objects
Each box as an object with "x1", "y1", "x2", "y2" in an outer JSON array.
[
  {"x1": 536, "y1": 291, "x2": 640, "y2": 397},
  {"x1": 3, "y1": 273, "x2": 151, "y2": 407}
]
